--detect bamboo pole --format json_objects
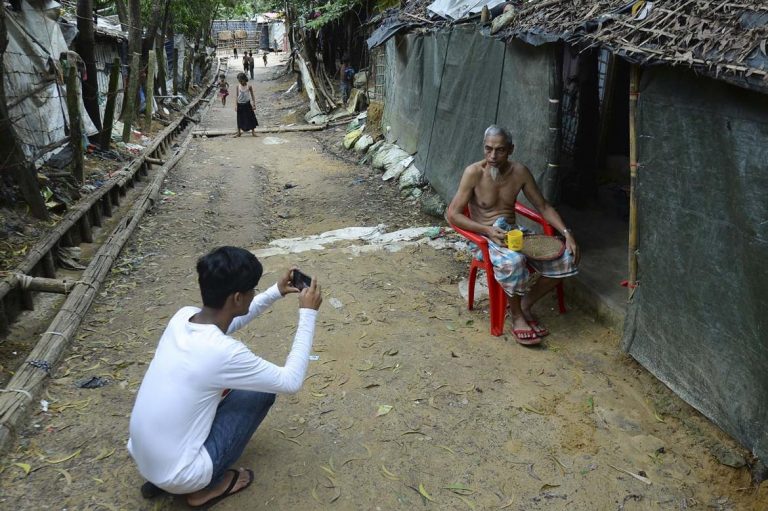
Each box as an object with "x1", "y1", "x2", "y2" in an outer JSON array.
[
  {"x1": 192, "y1": 124, "x2": 326, "y2": 137},
  {"x1": 123, "y1": 52, "x2": 141, "y2": 143},
  {"x1": 145, "y1": 49, "x2": 156, "y2": 132},
  {"x1": 0, "y1": 128, "x2": 195, "y2": 454},
  {"x1": 65, "y1": 65, "x2": 84, "y2": 183},
  {"x1": 101, "y1": 58, "x2": 121, "y2": 151},
  {"x1": 543, "y1": 43, "x2": 563, "y2": 203},
  {"x1": 11, "y1": 274, "x2": 75, "y2": 294},
  {"x1": 628, "y1": 65, "x2": 640, "y2": 297},
  {"x1": 0, "y1": 74, "x2": 214, "y2": 312}
]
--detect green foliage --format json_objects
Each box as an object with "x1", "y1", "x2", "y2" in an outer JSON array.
[
  {"x1": 219, "y1": 0, "x2": 255, "y2": 19},
  {"x1": 305, "y1": 0, "x2": 361, "y2": 29}
]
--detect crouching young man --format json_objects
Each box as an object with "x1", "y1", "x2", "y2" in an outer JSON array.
[{"x1": 127, "y1": 246, "x2": 322, "y2": 508}]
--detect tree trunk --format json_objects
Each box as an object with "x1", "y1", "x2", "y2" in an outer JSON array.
[
  {"x1": 115, "y1": 0, "x2": 128, "y2": 32},
  {"x1": 101, "y1": 57, "x2": 121, "y2": 150},
  {"x1": 65, "y1": 65, "x2": 84, "y2": 183},
  {"x1": 122, "y1": 52, "x2": 140, "y2": 142},
  {"x1": 142, "y1": 0, "x2": 164, "y2": 59},
  {"x1": 155, "y1": 0, "x2": 171, "y2": 96},
  {"x1": 120, "y1": 0, "x2": 141, "y2": 121},
  {"x1": 76, "y1": 0, "x2": 101, "y2": 130},
  {"x1": 0, "y1": 8, "x2": 48, "y2": 219}
]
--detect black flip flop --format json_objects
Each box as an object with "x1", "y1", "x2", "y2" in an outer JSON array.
[
  {"x1": 191, "y1": 468, "x2": 254, "y2": 509},
  {"x1": 140, "y1": 481, "x2": 167, "y2": 499}
]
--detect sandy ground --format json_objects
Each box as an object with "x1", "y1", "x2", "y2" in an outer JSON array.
[{"x1": 0, "y1": 56, "x2": 765, "y2": 511}]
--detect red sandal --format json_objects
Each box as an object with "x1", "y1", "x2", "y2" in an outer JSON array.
[{"x1": 512, "y1": 328, "x2": 541, "y2": 346}]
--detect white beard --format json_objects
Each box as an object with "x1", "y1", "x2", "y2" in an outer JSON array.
[{"x1": 489, "y1": 166, "x2": 500, "y2": 181}]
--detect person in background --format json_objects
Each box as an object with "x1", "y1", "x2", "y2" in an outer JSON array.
[
  {"x1": 217, "y1": 74, "x2": 229, "y2": 107},
  {"x1": 339, "y1": 58, "x2": 355, "y2": 106},
  {"x1": 242, "y1": 52, "x2": 250, "y2": 77},
  {"x1": 262, "y1": 51, "x2": 268, "y2": 67},
  {"x1": 248, "y1": 51, "x2": 254, "y2": 79},
  {"x1": 233, "y1": 72, "x2": 258, "y2": 138}
]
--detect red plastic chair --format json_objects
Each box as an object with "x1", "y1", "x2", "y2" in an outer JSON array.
[{"x1": 450, "y1": 203, "x2": 566, "y2": 336}]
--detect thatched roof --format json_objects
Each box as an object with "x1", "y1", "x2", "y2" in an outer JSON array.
[{"x1": 493, "y1": 0, "x2": 768, "y2": 92}]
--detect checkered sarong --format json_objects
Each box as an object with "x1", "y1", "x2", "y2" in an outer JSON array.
[{"x1": 469, "y1": 217, "x2": 578, "y2": 296}]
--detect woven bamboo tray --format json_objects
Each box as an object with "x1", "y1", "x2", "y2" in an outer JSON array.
[{"x1": 521, "y1": 234, "x2": 565, "y2": 261}]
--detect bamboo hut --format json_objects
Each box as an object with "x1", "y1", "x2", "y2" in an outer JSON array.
[{"x1": 370, "y1": 0, "x2": 768, "y2": 463}]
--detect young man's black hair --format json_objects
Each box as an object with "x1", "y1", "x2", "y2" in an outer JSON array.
[{"x1": 196, "y1": 246, "x2": 263, "y2": 308}]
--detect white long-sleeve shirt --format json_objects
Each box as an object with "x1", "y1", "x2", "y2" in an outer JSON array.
[{"x1": 127, "y1": 284, "x2": 317, "y2": 493}]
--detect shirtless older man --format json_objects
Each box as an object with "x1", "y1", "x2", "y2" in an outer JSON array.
[{"x1": 447, "y1": 125, "x2": 580, "y2": 345}]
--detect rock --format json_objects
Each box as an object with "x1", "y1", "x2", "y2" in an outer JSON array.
[
  {"x1": 398, "y1": 164, "x2": 423, "y2": 189},
  {"x1": 353, "y1": 134, "x2": 374, "y2": 153},
  {"x1": 420, "y1": 194, "x2": 447, "y2": 218},
  {"x1": 710, "y1": 442, "x2": 747, "y2": 468},
  {"x1": 343, "y1": 128, "x2": 364, "y2": 149}
]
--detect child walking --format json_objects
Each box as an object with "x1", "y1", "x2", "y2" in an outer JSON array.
[
  {"x1": 234, "y1": 73, "x2": 258, "y2": 137},
  {"x1": 217, "y1": 74, "x2": 229, "y2": 107}
]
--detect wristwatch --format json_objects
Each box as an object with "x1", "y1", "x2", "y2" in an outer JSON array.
[{"x1": 562, "y1": 228, "x2": 572, "y2": 236}]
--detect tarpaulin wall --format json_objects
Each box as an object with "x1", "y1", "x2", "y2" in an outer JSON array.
[
  {"x1": 382, "y1": 34, "x2": 424, "y2": 153},
  {"x1": 622, "y1": 67, "x2": 768, "y2": 461},
  {"x1": 382, "y1": 26, "x2": 555, "y2": 202}
]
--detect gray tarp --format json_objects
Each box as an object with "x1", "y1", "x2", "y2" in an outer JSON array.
[
  {"x1": 422, "y1": 26, "x2": 505, "y2": 199},
  {"x1": 622, "y1": 67, "x2": 768, "y2": 461},
  {"x1": 382, "y1": 34, "x2": 424, "y2": 154},
  {"x1": 383, "y1": 26, "x2": 553, "y2": 202},
  {"x1": 497, "y1": 39, "x2": 554, "y2": 196}
]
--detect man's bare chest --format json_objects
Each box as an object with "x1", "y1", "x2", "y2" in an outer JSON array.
[{"x1": 473, "y1": 179, "x2": 523, "y2": 209}]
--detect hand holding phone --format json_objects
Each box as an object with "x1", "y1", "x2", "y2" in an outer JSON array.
[{"x1": 291, "y1": 269, "x2": 312, "y2": 290}]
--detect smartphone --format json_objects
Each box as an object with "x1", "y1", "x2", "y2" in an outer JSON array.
[{"x1": 291, "y1": 269, "x2": 312, "y2": 290}]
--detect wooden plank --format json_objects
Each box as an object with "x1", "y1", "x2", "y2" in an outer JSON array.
[{"x1": 192, "y1": 124, "x2": 326, "y2": 137}]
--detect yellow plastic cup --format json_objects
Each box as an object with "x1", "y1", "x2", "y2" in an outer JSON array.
[{"x1": 506, "y1": 229, "x2": 524, "y2": 251}]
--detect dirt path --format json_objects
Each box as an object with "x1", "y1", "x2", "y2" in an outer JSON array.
[{"x1": 0, "y1": 57, "x2": 764, "y2": 511}]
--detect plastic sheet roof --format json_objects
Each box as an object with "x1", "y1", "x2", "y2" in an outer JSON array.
[{"x1": 426, "y1": 0, "x2": 506, "y2": 20}]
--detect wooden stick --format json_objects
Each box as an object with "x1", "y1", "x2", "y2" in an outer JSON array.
[
  {"x1": 12, "y1": 274, "x2": 75, "y2": 294},
  {"x1": 146, "y1": 157, "x2": 166, "y2": 165},
  {"x1": 627, "y1": 64, "x2": 640, "y2": 297},
  {"x1": 192, "y1": 124, "x2": 326, "y2": 137},
  {"x1": 122, "y1": 52, "x2": 141, "y2": 143},
  {"x1": 41, "y1": 252, "x2": 56, "y2": 278},
  {"x1": 144, "y1": 49, "x2": 156, "y2": 133},
  {"x1": 101, "y1": 58, "x2": 121, "y2": 151},
  {"x1": 65, "y1": 66, "x2": 84, "y2": 183}
]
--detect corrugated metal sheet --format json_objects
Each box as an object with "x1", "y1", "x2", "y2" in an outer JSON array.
[
  {"x1": 4, "y1": 6, "x2": 97, "y2": 161},
  {"x1": 94, "y1": 42, "x2": 124, "y2": 119}
]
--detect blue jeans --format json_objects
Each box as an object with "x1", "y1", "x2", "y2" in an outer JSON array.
[{"x1": 203, "y1": 390, "x2": 275, "y2": 489}]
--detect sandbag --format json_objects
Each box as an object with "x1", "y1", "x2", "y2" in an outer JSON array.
[
  {"x1": 372, "y1": 144, "x2": 410, "y2": 171},
  {"x1": 343, "y1": 127, "x2": 364, "y2": 149},
  {"x1": 398, "y1": 164, "x2": 424, "y2": 189},
  {"x1": 353, "y1": 134, "x2": 375, "y2": 153}
]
